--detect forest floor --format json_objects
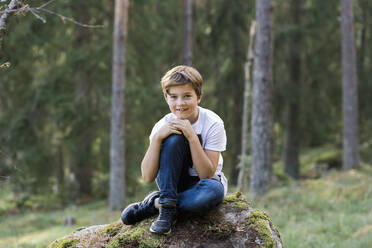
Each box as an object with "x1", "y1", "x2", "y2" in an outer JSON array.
[
  {"x1": 253, "y1": 165, "x2": 372, "y2": 248},
  {"x1": 0, "y1": 166, "x2": 371, "y2": 248}
]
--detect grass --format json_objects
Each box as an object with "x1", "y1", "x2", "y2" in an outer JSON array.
[
  {"x1": 0, "y1": 201, "x2": 120, "y2": 248},
  {"x1": 0, "y1": 166, "x2": 371, "y2": 248},
  {"x1": 252, "y1": 166, "x2": 372, "y2": 248}
]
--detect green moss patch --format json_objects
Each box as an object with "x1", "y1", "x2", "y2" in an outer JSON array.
[
  {"x1": 49, "y1": 238, "x2": 79, "y2": 248},
  {"x1": 223, "y1": 192, "x2": 250, "y2": 210},
  {"x1": 102, "y1": 221, "x2": 123, "y2": 237},
  {"x1": 248, "y1": 210, "x2": 274, "y2": 248},
  {"x1": 107, "y1": 218, "x2": 165, "y2": 248}
]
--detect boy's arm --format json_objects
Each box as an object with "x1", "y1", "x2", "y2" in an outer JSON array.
[
  {"x1": 170, "y1": 119, "x2": 219, "y2": 179},
  {"x1": 188, "y1": 136, "x2": 220, "y2": 178},
  {"x1": 141, "y1": 137, "x2": 162, "y2": 183},
  {"x1": 141, "y1": 123, "x2": 182, "y2": 183}
]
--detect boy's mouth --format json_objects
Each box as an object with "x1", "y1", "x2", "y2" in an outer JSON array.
[{"x1": 177, "y1": 108, "x2": 187, "y2": 112}]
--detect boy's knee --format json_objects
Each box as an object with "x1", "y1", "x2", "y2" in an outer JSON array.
[
  {"x1": 180, "y1": 180, "x2": 224, "y2": 213},
  {"x1": 183, "y1": 194, "x2": 220, "y2": 213},
  {"x1": 162, "y1": 134, "x2": 188, "y2": 148}
]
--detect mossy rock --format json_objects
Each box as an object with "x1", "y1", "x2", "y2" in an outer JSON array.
[
  {"x1": 49, "y1": 192, "x2": 282, "y2": 248},
  {"x1": 301, "y1": 146, "x2": 342, "y2": 178}
]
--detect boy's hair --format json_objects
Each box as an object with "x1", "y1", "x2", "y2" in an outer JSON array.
[{"x1": 160, "y1": 65, "x2": 203, "y2": 98}]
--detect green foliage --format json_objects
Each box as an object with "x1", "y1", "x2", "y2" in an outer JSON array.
[
  {"x1": 92, "y1": 171, "x2": 109, "y2": 199},
  {"x1": 1, "y1": 167, "x2": 371, "y2": 247},
  {"x1": 1, "y1": 0, "x2": 372, "y2": 217},
  {"x1": 253, "y1": 165, "x2": 372, "y2": 248},
  {"x1": 0, "y1": 181, "x2": 62, "y2": 216},
  {"x1": 299, "y1": 145, "x2": 342, "y2": 178}
]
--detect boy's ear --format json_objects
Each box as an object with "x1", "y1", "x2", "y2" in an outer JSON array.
[
  {"x1": 163, "y1": 92, "x2": 168, "y2": 101},
  {"x1": 197, "y1": 93, "x2": 202, "y2": 104}
]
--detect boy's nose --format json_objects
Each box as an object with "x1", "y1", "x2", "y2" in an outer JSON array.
[{"x1": 176, "y1": 99, "x2": 185, "y2": 105}]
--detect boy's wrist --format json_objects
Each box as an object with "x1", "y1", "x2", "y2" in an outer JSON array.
[
  {"x1": 188, "y1": 133, "x2": 200, "y2": 144},
  {"x1": 152, "y1": 133, "x2": 163, "y2": 144}
]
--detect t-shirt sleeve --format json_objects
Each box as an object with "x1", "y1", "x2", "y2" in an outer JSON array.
[
  {"x1": 204, "y1": 122, "x2": 227, "y2": 152},
  {"x1": 149, "y1": 118, "x2": 166, "y2": 143}
]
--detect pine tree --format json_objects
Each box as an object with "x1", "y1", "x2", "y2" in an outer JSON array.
[
  {"x1": 109, "y1": 0, "x2": 129, "y2": 211},
  {"x1": 250, "y1": 0, "x2": 274, "y2": 197},
  {"x1": 341, "y1": 0, "x2": 359, "y2": 170}
]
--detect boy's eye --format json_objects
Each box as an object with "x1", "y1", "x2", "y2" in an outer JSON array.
[{"x1": 185, "y1": 95, "x2": 191, "y2": 98}]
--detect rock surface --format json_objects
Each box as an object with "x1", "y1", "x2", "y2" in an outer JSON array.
[{"x1": 48, "y1": 192, "x2": 282, "y2": 248}]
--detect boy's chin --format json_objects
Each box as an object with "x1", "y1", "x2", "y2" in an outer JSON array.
[{"x1": 175, "y1": 114, "x2": 188, "y2": 120}]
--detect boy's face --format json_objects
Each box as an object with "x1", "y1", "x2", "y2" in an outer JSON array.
[{"x1": 165, "y1": 83, "x2": 201, "y2": 124}]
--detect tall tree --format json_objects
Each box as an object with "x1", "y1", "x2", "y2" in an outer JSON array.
[
  {"x1": 250, "y1": 0, "x2": 273, "y2": 197},
  {"x1": 237, "y1": 21, "x2": 256, "y2": 192},
  {"x1": 109, "y1": 0, "x2": 129, "y2": 211},
  {"x1": 341, "y1": 0, "x2": 359, "y2": 170},
  {"x1": 282, "y1": 0, "x2": 301, "y2": 179},
  {"x1": 182, "y1": 0, "x2": 192, "y2": 65}
]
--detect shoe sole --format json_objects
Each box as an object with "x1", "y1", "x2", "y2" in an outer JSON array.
[
  {"x1": 149, "y1": 219, "x2": 176, "y2": 235},
  {"x1": 121, "y1": 191, "x2": 160, "y2": 225}
]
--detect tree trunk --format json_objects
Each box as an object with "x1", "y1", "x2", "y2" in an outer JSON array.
[
  {"x1": 109, "y1": 0, "x2": 128, "y2": 211},
  {"x1": 250, "y1": 0, "x2": 274, "y2": 197},
  {"x1": 283, "y1": 0, "x2": 301, "y2": 180},
  {"x1": 341, "y1": 0, "x2": 359, "y2": 170},
  {"x1": 182, "y1": 0, "x2": 192, "y2": 66},
  {"x1": 237, "y1": 21, "x2": 256, "y2": 192}
]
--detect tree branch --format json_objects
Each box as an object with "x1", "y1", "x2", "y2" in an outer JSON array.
[
  {"x1": 0, "y1": 0, "x2": 104, "y2": 38},
  {"x1": 0, "y1": 0, "x2": 22, "y2": 43},
  {"x1": 34, "y1": 7, "x2": 104, "y2": 28}
]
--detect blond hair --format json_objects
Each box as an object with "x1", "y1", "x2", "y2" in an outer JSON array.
[{"x1": 160, "y1": 65, "x2": 203, "y2": 98}]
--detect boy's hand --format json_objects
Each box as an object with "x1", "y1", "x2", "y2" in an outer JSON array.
[
  {"x1": 155, "y1": 122, "x2": 182, "y2": 141},
  {"x1": 168, "y1": 119, "x2": 196, "y2": 141}
]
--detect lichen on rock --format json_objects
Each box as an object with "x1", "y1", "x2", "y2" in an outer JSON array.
[
  {"x1": 49, "y1": 193, "x2": 282, "y2": 248},
  {"x1": 48, "y1": 238, "x2": 79, "y2": 248}
]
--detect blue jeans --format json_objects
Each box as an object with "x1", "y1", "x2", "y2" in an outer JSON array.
[{"x1": 156, "y1": 134, "x2": 224, "y2": 213}]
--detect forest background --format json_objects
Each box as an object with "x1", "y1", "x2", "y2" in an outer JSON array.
[{"x1": 0, "y1": 0, "x2": 372, "y2": 247}]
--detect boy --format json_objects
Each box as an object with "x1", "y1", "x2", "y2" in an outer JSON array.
[{"x1": 121, "y1": 65, "x2": 227, "y2": 234}]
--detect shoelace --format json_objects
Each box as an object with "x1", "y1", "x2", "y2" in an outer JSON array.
[
  {"x1": 158, "y1": 205, "x2": 176, "y2": 222},
  {"x1": 136, "y1": 194, "x2": 159, "y2": 218}
]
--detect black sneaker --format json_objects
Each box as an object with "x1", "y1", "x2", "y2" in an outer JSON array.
[
  {"x1": 121, "y1": 191, "x2": 160, "y2": 225},
  {"x1": 149, "y1": 204, "x2": 177, "y2": 234}
]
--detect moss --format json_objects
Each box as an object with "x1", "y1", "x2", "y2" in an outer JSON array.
[
  {"x1": 207, "y1": 219, "x2": 234, "y2": 234},
  {"x1": 49, "y1": 238, "x2": 79, "y2": 248},
  {"x1": 223, "y1": 192, "x2": 250, "y2": 210},
  {"x1": 107, "y1": 219, "x2": 165, "y2": 248},
  {"x1": 248, "y1": 210, "x2": 274, "y2": 248},
  {"x1": 102, "y1": 221, "x2": 122, "y2": 237}
]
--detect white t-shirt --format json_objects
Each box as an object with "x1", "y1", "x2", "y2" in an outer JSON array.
[{"x1": 149, "y1": 106, "x2": 228, "y2": 195}]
